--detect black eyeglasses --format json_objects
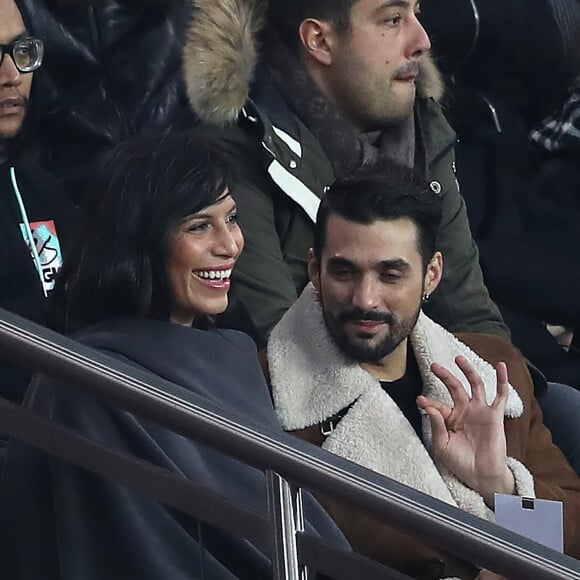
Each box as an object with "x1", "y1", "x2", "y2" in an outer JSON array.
[{"x1": 0, "y1": 38, "x2": 44, "y2": 73}]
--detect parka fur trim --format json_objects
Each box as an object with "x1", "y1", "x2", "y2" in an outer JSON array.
[
  {"x1": 268, "y1": 284, "x2": 534, "y2": 520},
  {"x1": 183, "y1": 0, "x2": 267, "y2": 125},
  {"x1": 183, "y1": 0, "x2": 444, "y2": 125}
]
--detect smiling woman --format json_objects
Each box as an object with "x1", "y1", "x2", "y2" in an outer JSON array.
[
  {"x1": 54, "y1": 131, "x2": 244, "y2": 332},
  {"x1": 168, "y1": 192, "x2": 244, "y2": 327}
]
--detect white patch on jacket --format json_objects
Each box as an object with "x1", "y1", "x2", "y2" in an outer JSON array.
[{"x1": 268, "y1": 284, "x2": 535, "y2": 520}]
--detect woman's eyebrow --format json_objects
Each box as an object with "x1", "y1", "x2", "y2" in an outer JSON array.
[{"x1": 188, "y1": 203, "x2": 237, "y2": 221}]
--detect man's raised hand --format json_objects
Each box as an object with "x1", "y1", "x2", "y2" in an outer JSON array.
[{"x1": 417, "y1": 356, "x2": 515, "y2": 507}]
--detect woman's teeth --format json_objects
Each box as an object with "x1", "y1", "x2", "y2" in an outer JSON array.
[{"x1": 196, "y1": 269, "x2": 232, "y2": 280}]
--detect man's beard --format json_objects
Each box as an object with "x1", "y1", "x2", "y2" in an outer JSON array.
[{"x1": 323, "y1": 306, "x2": 420, "y2": 363}]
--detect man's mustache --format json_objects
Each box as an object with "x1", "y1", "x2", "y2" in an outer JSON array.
[
  {"x1": 393, "y1": 61, "x2": 420, "y2": 79},
  {"x1": 338, "y1": 308, "x2": 395, "y2": 325}
]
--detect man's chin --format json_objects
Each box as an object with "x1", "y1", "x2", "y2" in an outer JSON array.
[
  {"x1": 0, "y1": 119, "x2": 25, "y2": 140},
  {"x1": 381, "y1": 89, "x2": 416, "y2": 126},
  {"x1": 353, "y1": 330, "x2": 383, "y2": 342},
  {"x1": 340, "y1": 335, "x2": 393, "y2": 363}
]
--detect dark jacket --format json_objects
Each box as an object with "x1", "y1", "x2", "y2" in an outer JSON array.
[
  {"x1": 182, "y1": 0, "x2": 509, "y2": 345},
  {"x1": 0, "y1": 143, "x2": 74, "y2": 403},
  {"x1": 446, "y1": 84, "x2": 580, "y2": 388},
  {"x1": 421, "y1": 0, "x2": 572, "y2": 123},
  {"x1": 531, "y1": 77, "x2": 580, "y2": 213},
  {"x1": 15, "y1": 0, "x2": 193, "y2": 197},
  {"x1": 0, "y1": 318, "x2": 348, "y2": 579},
  {"x1": 534, "y1": 149, "x2": 580, "y2": 213}
]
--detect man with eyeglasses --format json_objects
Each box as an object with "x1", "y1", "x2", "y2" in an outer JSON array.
[
  {"x1": 0, "y1": 33, "x2": 42, "y2": 139},
  {"x1": 0, "y1": 0, "x2": 73, "y2": 411},
  {"x1": 0, "y1": 0, "x2": 44, "y2": 140}
]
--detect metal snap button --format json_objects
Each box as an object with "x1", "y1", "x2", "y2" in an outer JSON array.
[{"x1": 430, "y1": 180, "x2": 442, "y2": 195}]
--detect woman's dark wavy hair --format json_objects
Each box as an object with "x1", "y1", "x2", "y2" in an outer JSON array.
[{"x1": 53, "y1": 131, "x2": 234, "y2": 334}]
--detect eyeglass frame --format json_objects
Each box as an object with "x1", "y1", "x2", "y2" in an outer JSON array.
[{"x1": 0, "y1": 37, "x2": 44, "y2": 73}]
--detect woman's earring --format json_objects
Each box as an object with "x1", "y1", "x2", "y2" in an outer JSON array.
[{"x1": 422, "y1": 293, "x2": 431, "y2": 303}]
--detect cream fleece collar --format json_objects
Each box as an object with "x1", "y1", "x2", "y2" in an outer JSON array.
[
  {"x1": 269, "y1": 284, "x2": 523, "y2": 430},
  {"x1": 268, "y1": 284, "x2": 533, "y2": 518}
]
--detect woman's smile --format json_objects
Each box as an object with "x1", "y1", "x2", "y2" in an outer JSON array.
[{"x1": 192, "y1": 264, "x2": 235, "y2": 290}]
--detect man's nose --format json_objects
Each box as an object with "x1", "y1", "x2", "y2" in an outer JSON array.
[
  {"x1": 352, "y1": 276, "x2": 381, "y2": 310},
  {"x1": 0, "y1": 54, "x2": 22, "y2": 86},
  {"x1": 408, "y1": 15, "x2": 431, "y2": 58}
]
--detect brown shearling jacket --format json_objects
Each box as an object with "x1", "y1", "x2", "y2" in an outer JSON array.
[{"x1": 262, "y1": 331, "x2": 580, "y2": 578}]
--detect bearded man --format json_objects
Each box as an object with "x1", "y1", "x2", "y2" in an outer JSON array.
[{"x1": 266, "y1": 161, "x2": 580, "y2": 578}]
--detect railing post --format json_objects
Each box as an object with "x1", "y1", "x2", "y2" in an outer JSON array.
[{"x1": 266, "y1": 470, "x2": 308, "y2": 580}]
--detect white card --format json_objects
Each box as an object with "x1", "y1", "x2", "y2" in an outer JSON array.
[{"x1": 495, "y1": 495, "x2": 563, "y2": 552}]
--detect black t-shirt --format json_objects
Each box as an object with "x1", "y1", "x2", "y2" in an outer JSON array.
[{"x1": 380, "y1": 348, "x2": 423, "y2": 439}]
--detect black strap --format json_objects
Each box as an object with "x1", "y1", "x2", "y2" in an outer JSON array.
[{"x1": 320, "y1": 401, "x2": 357, "y2": 437}]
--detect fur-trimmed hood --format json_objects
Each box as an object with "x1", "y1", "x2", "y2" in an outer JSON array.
[
  {"x1": 183, "y1": 0, "x2": 444, "y2": 125},
  {"x1": 268, "y1": 284, "x2": 535, "y2": 521}
]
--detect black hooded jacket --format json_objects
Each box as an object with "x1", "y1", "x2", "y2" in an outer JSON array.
[
  {"x1": 0, "y1": 117, "x2": 74, "y2": 403},
  {"x1": 14, "y1": 0, "x2": 193, "y2": 198}
]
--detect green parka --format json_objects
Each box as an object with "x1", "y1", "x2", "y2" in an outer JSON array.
[{"x1": 183, "y1": 0, "x2": 508, "y2": 344}]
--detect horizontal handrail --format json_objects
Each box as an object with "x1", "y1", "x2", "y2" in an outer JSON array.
[
  {"x1": 0, "y1": 395, "x2": 269, "y2": 547},
  {"x1": 0, "y1": 395, "x2": 406, "y2": 580},
  {"x1": 0, "y1": 308, "x2": 578, "y2": 579}
]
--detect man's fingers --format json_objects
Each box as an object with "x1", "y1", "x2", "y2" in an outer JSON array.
[
  {"x1": 492, "y1": 361, "x2": 509, "y2": 411},
  {"x1": 423, "y1": 406, "x2": 450, "y2": 450},
  {"x1": 455, "y1": 356, "x2": 486, "y2": 403},
  {"x1": 417, "y1": 395, "x2": 452, "y2": 420},
  {"x1": 430, "y1": 362, "x2": 470, "y2": 406}
]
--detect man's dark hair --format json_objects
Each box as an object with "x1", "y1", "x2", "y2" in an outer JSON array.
[
  {"x1": 54, "y1": 131, "x2": 234, "y2": 333},
  {"x1": 313, "y1": 161, "x2": 443, "y2": 268},
  {"x1": 267, "y1": 0, "x2": 358, "y2": 49}
]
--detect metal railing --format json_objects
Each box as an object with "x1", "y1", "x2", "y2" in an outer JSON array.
[{"x1": 0, "y1": 308, "x2": 579, "y2": 579}]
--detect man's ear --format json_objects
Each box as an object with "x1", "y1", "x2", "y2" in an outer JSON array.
[
  {"x1": 298, "y1": 19, "x2": 335, "y2": 66},
  {"x1": 424, "y1": 251, "x2": 443, "y2": 296},
  {"x1": 308, "y1": 248, "x2": 322, "y2": 293}
]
